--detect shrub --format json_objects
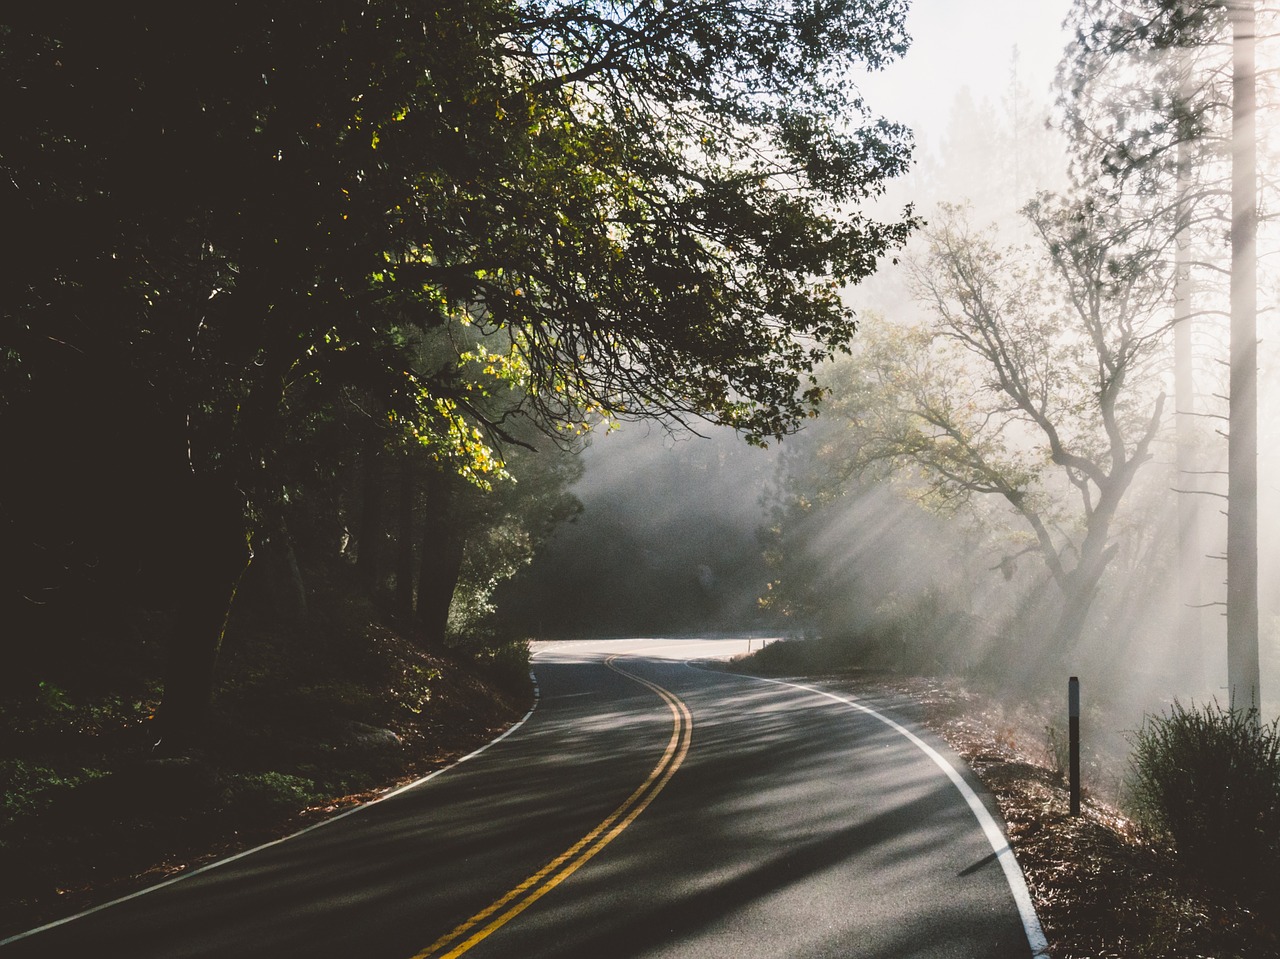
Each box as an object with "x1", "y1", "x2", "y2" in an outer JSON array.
[
  {"x1": 1126, "y1": 701, "x2": 1280, "y2": 897},
  {"x1": 1044, "y1": 722, "x2": 1070, "y2": 781},
  {"x1": 219, "y1": 771, "x2": 318, "y2": 823},
  {"x1": 472, "y1": 640, "x2": 531, "y2": 695},
  {"x1": 396, "y1": 664, "x2": 441, "y2": 716},
  {"x1": 739, "y1": 636, "x2": 829, "y2": 674},
  {"x1": 736, "y1": 633, "x2": 897, "y2": 676},
  {"x1": 0, "y1": 760, "x2": 107, "y2": 830}
]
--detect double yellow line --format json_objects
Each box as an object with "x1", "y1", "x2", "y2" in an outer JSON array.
[{"x1": 411, "y1": 656, "x2": 693, "y2": 959}]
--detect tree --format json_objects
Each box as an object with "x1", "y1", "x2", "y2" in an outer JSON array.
[
  {"x1": 1226, "y1": 0, "x2": 1260, "y2": 714},
  {"x1": 438, "y1": 439, "x2": 583, "y2": 645},
  {"x1": 758, "y1": 422, "x2": 982, "y2": 665},
  {"x1": 916, "y1": 55, "x2": 1066, "y2": 225},
  {"x1": 1, "y1": 0, "x2": 916, "y2": 741},
  {"x1": 497, "y1": 423, "x2": 778, "y2": 638},
  {"x1": 821, "y1": 201, "x2": 1168, "y2": 652}
]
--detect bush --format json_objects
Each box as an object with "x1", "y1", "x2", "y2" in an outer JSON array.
[
  {"x1": 471, "y1": 640, "x2": 531, "y2": 695},
  {"x1": 219, "y1": 771, "x2": 318, "y2": 823},
  {"x1": 1126, "y1": 701, "x2": 1280, "y2": 897},
  {"x1": 738, "y1": 636, "x2": 833, "y2": 674},
  {"x1": 735, "y1": 633, "x2": 900, "y2": 676},
  {"x1": 0, "y1": 760, "x2": 108, "y2": 830},
  {"x1": 1044, "y1": 722, "x2": 1070, "y2": 781}
]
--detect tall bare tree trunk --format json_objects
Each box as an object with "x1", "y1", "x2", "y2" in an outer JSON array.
[
  {"x1": 357, "y1": 434, "x2": 384, "y2": 592},
  {"x1": 1174, "y1": 126, "x2": 1204, "y2": 687},
  {"x1": 1228, "y1": 0, "x2": 1261, "y2": 714}
]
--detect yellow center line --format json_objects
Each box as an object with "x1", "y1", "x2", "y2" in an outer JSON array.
[{"x1": 410, "y1": 655, "x2": 693, "y2": 959}]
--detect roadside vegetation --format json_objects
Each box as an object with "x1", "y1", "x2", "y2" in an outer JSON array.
[{"x1": 0, "y1": 582, "x2": 531, "y2": 941}]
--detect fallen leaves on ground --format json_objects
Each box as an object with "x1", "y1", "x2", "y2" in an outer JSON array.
[{"x1": 836, "y1": 674, "x2": 1278, "y2": 959}]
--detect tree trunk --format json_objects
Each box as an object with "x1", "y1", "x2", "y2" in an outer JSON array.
[
  {"x1": 395, "y1": 452, "x2": 416, "y2": 623},
  {"x1": 416, "y1": 466, "x2": 466, "y2": 647},
  {"x1": 357, "y1": 434, "x2": 384, "y2": 592},
  {"x1": 1109, "y1": 511, "x2": 1179, "y2": 672},
  {"x1": 156, "y1": 474, "x2": 253, "y2": 750},
  {"x1": 1173, "y1": 124, "x2": 1205, "y2": 688},
  {"x1": 1052, "y1": 544, "x2": 1117, "y2": 653},
  {"x1": 258, "y1": 515, "x2": 307, "y2": 624},
  {"x1": 1228, "y1": 0, "x2": 1261, "y2": 714},
  {"x1": 1046, "y1": 470, "x2": 1135, "y2": 653}
]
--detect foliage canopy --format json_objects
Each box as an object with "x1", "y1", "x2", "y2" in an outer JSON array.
[{"x1": 0, "y1": 0, "x2": 917, "y2": 732}]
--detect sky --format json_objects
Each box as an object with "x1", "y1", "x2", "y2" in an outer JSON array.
[{"x1": 857, "y1": 0, "x2": 1074, "y2": 148}]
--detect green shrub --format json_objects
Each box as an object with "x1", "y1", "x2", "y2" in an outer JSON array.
[
  {"x1": 1126, "y1": 701, "x2": 1280, "y2": 897},
  {"x1": 472, "y1": 640, "x2": 531, "y2": 694},
  {"x1": 0, "y1": 760, "x2": 106, "y2": 829},
  {"x1": 0, "y1": 682, "x2": 158, "y2": 736},
  {"x1": 219, "y1": 771, "x2": 318, "y2": 822},
  {"x1": 737, "y1": 634, "x2": 895, "y2": 676},
  {"x1": 397, "y1": 664, "x2": 441, "y2": 716},
  {"x1": 739, "y1": 636, "x2": 827, "y2": 674}
]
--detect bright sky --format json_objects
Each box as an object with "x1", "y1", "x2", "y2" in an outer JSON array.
[{"x1": 858, "y1": 0, "x2": 1073, "y2": 148}]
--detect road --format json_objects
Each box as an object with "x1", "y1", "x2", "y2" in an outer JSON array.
[{"x1": 1, "y1": 637, "x2": 1048, "y2": 958}]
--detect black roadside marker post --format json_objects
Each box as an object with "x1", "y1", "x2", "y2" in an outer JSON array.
[{"x1": 1069, "y1": 676, "x2": 1081, "y2": 816}]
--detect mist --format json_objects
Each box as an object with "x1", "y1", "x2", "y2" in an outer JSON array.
[{"x1": 493, "y1": 424, "x2": 781, "y2": 639}]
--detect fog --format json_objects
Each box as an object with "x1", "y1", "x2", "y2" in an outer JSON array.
[
  {"x1": 500, "y1": 0, "x2": 1280, "y2": 744},
  {"x1": 494, "y1": 424, "x2": 780, "y2": 638}
]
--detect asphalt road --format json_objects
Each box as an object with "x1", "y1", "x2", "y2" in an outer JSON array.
[{"x1": 1, "y1": 637, "x2": 1048, "y2": 959}]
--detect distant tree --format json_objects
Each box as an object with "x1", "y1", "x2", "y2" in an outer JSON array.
[
  {"x1": 758, "y1": 419, "x2": 980, "y2": 662},
  {"x1": 917, "y1": 54, "x2": 1066, "y2": 223},
  {"x1": 0, "y1": 0, "x2": 916, "y2": 741},
  {"x1": 440, "y1": 440, "x2": 583, "y2": 645},
  {"x1": 498, "y1": 425, "x2": 778, "y2": 638}
]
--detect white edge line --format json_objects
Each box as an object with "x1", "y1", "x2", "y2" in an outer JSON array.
[
  {"x1": 0, "y1": 666, "x2": 543, "y2": 948},
  {"x1": 694, "y1": 666, "x2": 1050, "y2": 959}
]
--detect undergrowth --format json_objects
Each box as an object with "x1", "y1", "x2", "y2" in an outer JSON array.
[{"x1": 0, "y1": 620, "x2": 531, "y2": 940}]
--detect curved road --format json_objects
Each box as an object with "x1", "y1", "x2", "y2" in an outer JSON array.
[{"x1": 1, "y1": 638, "x2": 1047, "y2": 958}]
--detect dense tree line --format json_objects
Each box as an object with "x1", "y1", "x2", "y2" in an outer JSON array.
[{"x1": 0, "y1": 1, "x2": 916, "y2": 743}]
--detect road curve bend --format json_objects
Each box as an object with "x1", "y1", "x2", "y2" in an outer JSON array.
[{"x1": 1, "y1": 636, "x2": 1047, "y2": 959}]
